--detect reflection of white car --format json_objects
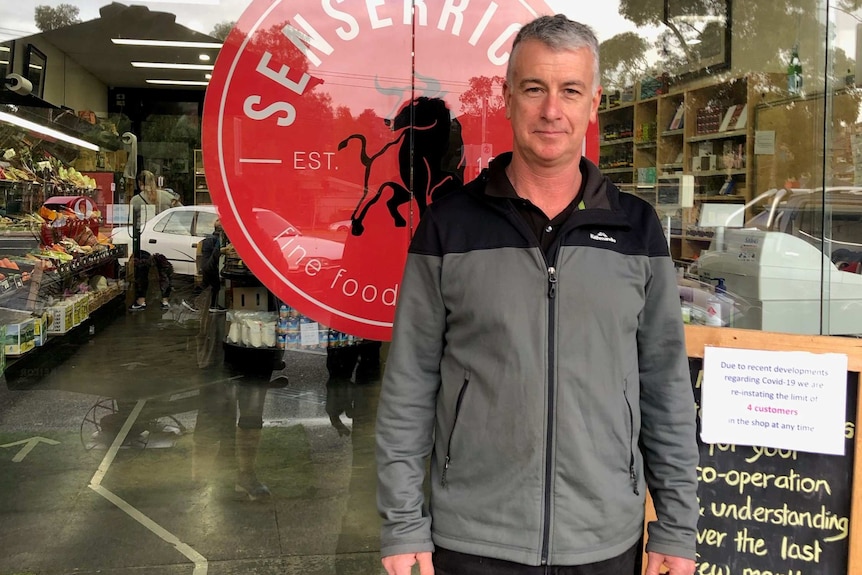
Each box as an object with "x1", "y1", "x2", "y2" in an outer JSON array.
[
  {"x1": 328, "y1": 219, "x2": 351, "y2": 233},
  {"x1": 253, "y1": 208, "x2": 344, "y2": 270},
  {"x1": 693, "y1": 187, "x2": 862, "y2": 335},
  {"x1": 110, "y1": 205, "x2": 219, "y2": 276}
]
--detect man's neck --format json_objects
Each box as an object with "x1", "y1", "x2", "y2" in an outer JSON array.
[{"x1": 505, "y1": 155, "x2": 583, "y2": 219}]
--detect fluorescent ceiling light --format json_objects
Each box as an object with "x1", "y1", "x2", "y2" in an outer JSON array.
[
  {"x1": 28, "y1": 64, "x2": 43, "y2": 70},
  {"x1": 199, "y1": 54, "x2": 210, "y2": 61},
  {"x1": 112, "y1": 38, "x2": 222, "y2": 49},
  {"x1": 146, "y1": 79, "x2": 209, "y2": 86},
  {"x1": 132, "y1": 61, "x2": 214, "y2": 70},
  {"x1": 0, "y1": 111, "x2": 99, "y2": 151},
  {"x1": 204, "y1": 73, "x2": 212, "y2": 79},
  {"x1": 0, "y1": 46, "x2": 9, "y2": 52}
]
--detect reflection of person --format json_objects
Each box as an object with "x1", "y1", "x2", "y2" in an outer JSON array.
[
  {"x1": 129, "y1": 170, "x2": 180, "y2": 311},
  {"x1": 376, "y1": 15, "x2": 698, "y2": 575},
  {"x1": 192, "y1": 311, "x2": 272, "y2": 500},
  {"x1": 325, "y1": 339, "x2": 383, "y2": 437},
  {"x1": 185, "y1": 218, "x2": 229, "y2": 313}
]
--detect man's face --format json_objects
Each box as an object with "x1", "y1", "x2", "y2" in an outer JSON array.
[{"x1": 503, "y1": 40, "x2": 602, "y2": 170}]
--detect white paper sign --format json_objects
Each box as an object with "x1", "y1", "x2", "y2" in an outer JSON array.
[
  {"x1": 754, "y1": 130, "x2": 776, "y2": 155},
  {"x1": 701, "y1": 347, "x2": 848, "y2": 455},
  {"x1": 300, "y1": 322, "x2": 320, "y2": 347}
]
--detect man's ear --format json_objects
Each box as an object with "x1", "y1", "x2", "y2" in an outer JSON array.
[{"x1": 503, "y1": 82, "x2": 512, "y2": 120}]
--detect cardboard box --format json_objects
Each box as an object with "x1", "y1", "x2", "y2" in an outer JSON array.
[
  {"x1": 33, "y1": 312, "x2": 49, "y2": 346},
  {"x1": 73, "y1": 294, "x2": 90, "y2": 326},
  {"x1": 232, "y1": 287, "x2": 268, "y2": 311},
  {"x1": 47, "y1": 302, "x2": 75, "y2": 334},
  {"x1": 5, "y1": 317, "x2": 35, "y2": 356}
]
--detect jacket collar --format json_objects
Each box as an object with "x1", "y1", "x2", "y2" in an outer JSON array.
[{"x1": 480, "y1": 152, "x2": 631, "y2": 229}]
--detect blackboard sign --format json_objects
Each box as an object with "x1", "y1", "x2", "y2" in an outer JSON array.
[{"x1": 691, "y1": 357, "x2": 857, "y2": 575}]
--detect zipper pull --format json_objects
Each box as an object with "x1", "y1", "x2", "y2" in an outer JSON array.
[
  {"x1": 548, "y1": 267, "x2": 557, "y2": 298},
  {"x1": 442, "y1": 455, "x2": 451, "y2": 486},
  {"x1": 630, "y1": 465, "x2": 640, "y2": 495}
]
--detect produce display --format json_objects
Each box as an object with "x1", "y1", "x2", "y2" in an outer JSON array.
[
  {"x1": 0, "y1": 108, "x2": 125, "y2": 365},
  {"x1": 0, "y1": 147, "x2": 97, "y2": 189}
]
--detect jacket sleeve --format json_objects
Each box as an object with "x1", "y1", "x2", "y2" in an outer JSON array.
[
  {"x1": 637, "y1": 209, "x2": 700, "y2": 561},
  {"x1": 376, "y1": 210, "x2": 446, "y2": 558}
]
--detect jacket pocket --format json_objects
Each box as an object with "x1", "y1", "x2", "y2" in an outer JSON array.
[
  {"x1": 442, "y1": 369, "x2": 471, "y2": 487},
  {"x1": 623, "y1": 377, "x2": 639, "y2": 496}
]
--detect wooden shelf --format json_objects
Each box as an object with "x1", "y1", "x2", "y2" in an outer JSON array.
[
  {"x1": 194, "y1": 149, "x2": 210, "y2": 205},
  {"x1": 599, "y1": 101, "x2": 636, "y2": 112},
  {"x1": 599, "y1": 76, "x2": 780, "y2": 263},
  {"x1": 688, "y1": 129, "x2": 747, "y2": 143},
  {"x1": 693, "y1": 169, "x2": 747, "y2": 178},
  {"x1": 600, "y1": 137, "x2": 634, "y2": 146}
]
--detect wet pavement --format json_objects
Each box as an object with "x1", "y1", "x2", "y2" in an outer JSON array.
[{"x1": 0, "y1": 277, "x2": 385, "y2": 575}]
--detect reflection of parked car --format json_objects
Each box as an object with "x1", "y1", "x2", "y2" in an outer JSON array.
[
  {"x1": 253, "y1": 208, "x2": 344, "y2": 271},
  {"x1": 693, "y1": 187, "x2": 862, "y2": 335},
  {"x1": 110, "y1": 205, "x2": 219, "y2": 276},
  {"x1": 328, "y1": 220, "x2": 351, "y2": 233}
]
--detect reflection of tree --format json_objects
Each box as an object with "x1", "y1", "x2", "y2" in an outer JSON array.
[
  {"x1": 459, "y1": 76, "x2": 507, "y2": 144},
  {"x1": 459, "y1": 76, "x2": 505, "y2": 117},
  {"x1": 210, "y1": 21, "x2": 235, "y2": 41},
  {"x1": 35, "y1": 3, "x2": 81, "y2": 32},
  {"x1": 600, "y1": 32, "x2": 650, "y2": 91},
  {"x1": 615, "y1": 0, "x2": 855, "y2": 87}
]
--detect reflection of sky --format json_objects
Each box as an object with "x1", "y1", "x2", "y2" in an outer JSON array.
[
  {"x1": 1, "y1": 1, "x2": 859, "y2": 69},
  {"x1": 2, "y1": 0, "x2": 660, "y2": 45}
]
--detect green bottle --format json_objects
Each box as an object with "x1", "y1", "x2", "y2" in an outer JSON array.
[{"x1": 787, "y1": 45, "x2": 802, "y2": 95}]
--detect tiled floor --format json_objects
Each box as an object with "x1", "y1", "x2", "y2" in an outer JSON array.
[{"x1": 0, "y1": 278, "x2": 385, "y2": 575}]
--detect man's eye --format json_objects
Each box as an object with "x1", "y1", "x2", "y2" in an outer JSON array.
[{"x1": 525, "y1": 87, "x2": 542, "y2": 94}]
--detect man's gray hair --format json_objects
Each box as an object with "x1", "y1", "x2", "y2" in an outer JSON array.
[{"x1": 506, "y1": 14, "x2": 600, "y2": 94}]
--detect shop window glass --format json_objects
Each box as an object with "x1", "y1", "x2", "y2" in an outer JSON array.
[{"x1": 1, "y1": 2, "x2": 860, "y2": 575}]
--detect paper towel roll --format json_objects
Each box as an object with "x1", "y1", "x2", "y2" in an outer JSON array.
[{"x1": 5, "y1": 74, "x2": 33, "y2": 95}]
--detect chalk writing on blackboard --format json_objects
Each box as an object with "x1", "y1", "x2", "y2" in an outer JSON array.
[{"x1": 689, "y1": 358, "x2": 855, "y2": 575}]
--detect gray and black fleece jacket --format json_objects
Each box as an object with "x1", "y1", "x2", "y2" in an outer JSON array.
[{"x1": 376, "y1": 153, "x2": 699, "y2": 566}]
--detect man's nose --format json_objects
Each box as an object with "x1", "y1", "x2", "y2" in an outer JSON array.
[{"x1": 540, "y1": 93, "x2": 562, "y2": 120}]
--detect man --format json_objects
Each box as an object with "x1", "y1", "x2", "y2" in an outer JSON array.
[{"x1": 376, "y1": 14, "x2": 698, "y2": 575}]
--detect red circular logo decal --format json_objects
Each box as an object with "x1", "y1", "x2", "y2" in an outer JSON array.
[{"x1": 203, "y1": 0, "x2": 551, "y2": 341}]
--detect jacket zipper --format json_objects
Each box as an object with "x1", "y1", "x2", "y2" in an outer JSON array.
[
  {"x1": 623, "y1": 382, "x2": 639, "y2": 495},
  {"x1": 540, "y1": 266, "x2": 557, "y2": 565},
  {"x1": 441, "y1": 371, "x2": 471, "y2": 487}
]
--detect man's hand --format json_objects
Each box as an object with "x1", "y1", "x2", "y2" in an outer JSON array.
[
  {"x1": 381, "y1": 552, "x2": 434, "y2": 575},
  {"x1": 645, "y1": 552, "x2": 695, "y2": 575}
]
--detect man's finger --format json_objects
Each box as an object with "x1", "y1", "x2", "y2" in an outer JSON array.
[
  {"x1": 643, "y1": 552, "x2": 663, "y2": 575},
  {"x1": 417, "y1": 551, "x2": 435, "y2": 575}
]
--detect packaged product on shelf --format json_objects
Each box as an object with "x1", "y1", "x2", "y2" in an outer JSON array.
[
  {"x1": 262, "y1": 321, "x2": 277, "y2": 348},
  {"x1": 276, "y1": 301, "x2": 363, "y2": 350},
  {"x1": 32, "y1": 312, "x2": 49, "y2": 346},
  {"x1": 0, "y1": 308, "x2": 36, "y2": 356},
  {"x1": 47, "y1": 301, "x2": 75, "y2": 334}
]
